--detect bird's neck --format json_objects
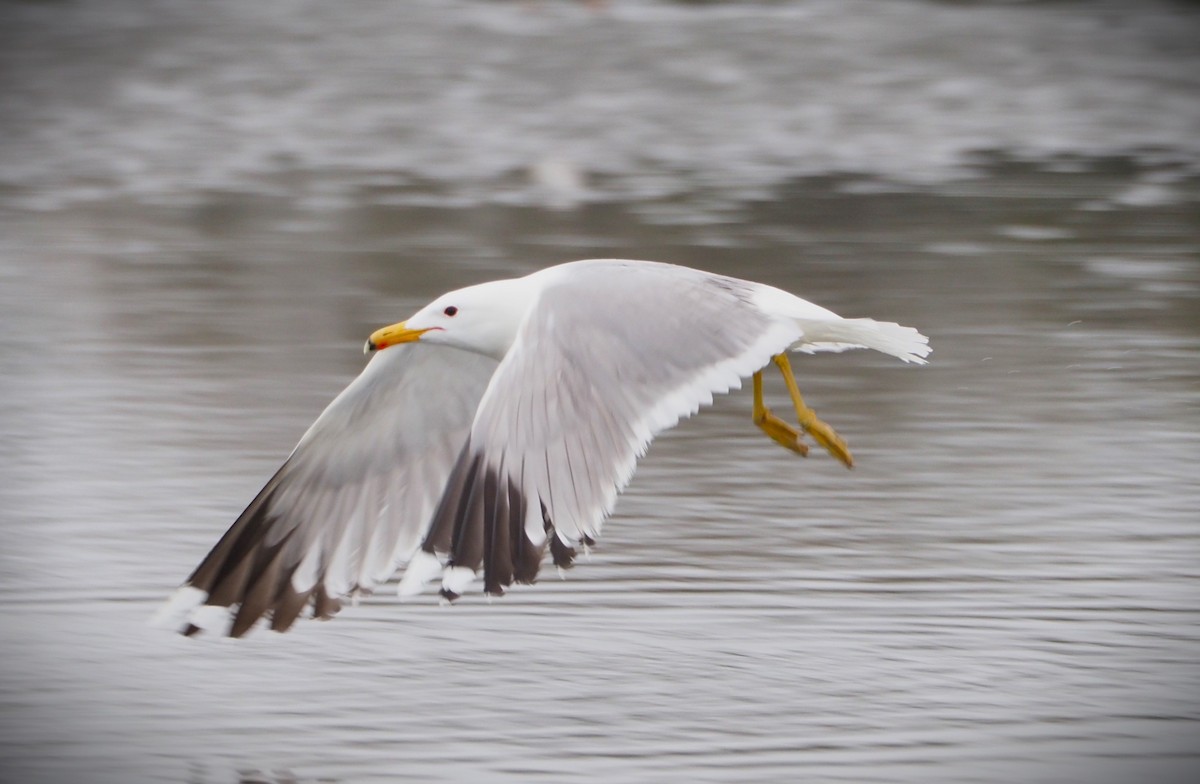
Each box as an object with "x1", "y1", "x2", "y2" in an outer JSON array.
[{"x1": 463, "y1": 276, "x2": 540, "y2": 361}]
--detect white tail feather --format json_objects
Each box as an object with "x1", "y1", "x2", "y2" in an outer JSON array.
[{"x1": 793, "y1": 317, "x2": 930, "y2": 364}]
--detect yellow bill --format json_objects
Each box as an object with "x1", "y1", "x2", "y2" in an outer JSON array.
[{"x1": 364, "y1": 321, "x2": 431, "y2": 353}]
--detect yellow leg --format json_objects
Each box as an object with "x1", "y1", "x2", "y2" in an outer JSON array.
[
  {"x1": 752, "y1": 370, "x2": 809, "y2": 457},
  {"x1": 772, "y1": 353, "x2": 855, "y2": 469}
]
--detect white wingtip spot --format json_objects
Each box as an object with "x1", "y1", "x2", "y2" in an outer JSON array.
[
  {"x1": 441, "y1": 565, "x2": 477, "y2": 596},
  {"x1": 398, "y1": 549, "x2": 444, "y2": 599},
  {"x1": 149, "y1": 586, "x2": 208, "y2": 632},
  {"x1": 188, "y1": 603, "x2": 235, "y2": 636}
]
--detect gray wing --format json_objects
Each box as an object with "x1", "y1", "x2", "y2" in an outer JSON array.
[
  {"x1": 156, "y1": 342, "x2": 498, "y2": 636},
  {"x1": 419, "y1": 260, "x2": 803, "y2": 599}
]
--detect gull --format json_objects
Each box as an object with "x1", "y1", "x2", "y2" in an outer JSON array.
[{"x1": 155, "y1": 259, "x2": 929, "y2": 637}]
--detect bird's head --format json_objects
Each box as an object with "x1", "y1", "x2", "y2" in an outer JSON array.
[{"x1": 365, "y1": 277, "x2": 534, "y2": 360}]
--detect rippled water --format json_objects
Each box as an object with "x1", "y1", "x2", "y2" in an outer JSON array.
[{"x1": 2, "y1": 1, "x2": 1199, "y2": 783}]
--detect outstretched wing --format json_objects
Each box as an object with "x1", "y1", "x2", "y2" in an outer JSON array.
[
  {"x1": 417, "y1": 260, "x2": 802, "y2": 599},
  {"x1": 155, "y1": 342, "x2": 498, "y2": 636}
]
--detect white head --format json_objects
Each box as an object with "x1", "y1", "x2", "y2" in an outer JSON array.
[{"x1": 365, "y1": 277, "x2": 535, "y2": 360}]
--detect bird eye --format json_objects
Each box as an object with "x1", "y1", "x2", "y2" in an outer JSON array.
[{"x1": 443, "y1": 306, "x2": 458, "y2": 317}]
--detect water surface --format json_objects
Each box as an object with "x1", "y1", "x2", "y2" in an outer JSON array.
[{"x1": 1, "y1": 2, "x2": 1198, "y2": 783}]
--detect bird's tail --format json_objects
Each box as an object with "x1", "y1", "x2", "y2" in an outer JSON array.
[{"x1": 792, "y1": 317, "x2": 931, "y2": 364}]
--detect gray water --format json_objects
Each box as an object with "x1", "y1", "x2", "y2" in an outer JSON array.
[{"x1": 2, "y1": 1, "x2": 1199, "y2": 783}]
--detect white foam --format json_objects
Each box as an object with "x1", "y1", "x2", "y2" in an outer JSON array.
[{"x1": 15, "y1": 2, "x2": 1197, "y2": 212}]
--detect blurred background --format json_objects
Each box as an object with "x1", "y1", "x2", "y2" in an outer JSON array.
[{"x1": 1, "y1": 1, "x2": 1198, "y2": 783}]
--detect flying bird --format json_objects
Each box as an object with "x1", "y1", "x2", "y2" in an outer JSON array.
[{"x1": 155, "y1": 259, "x2": 929, "y2": 637}]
